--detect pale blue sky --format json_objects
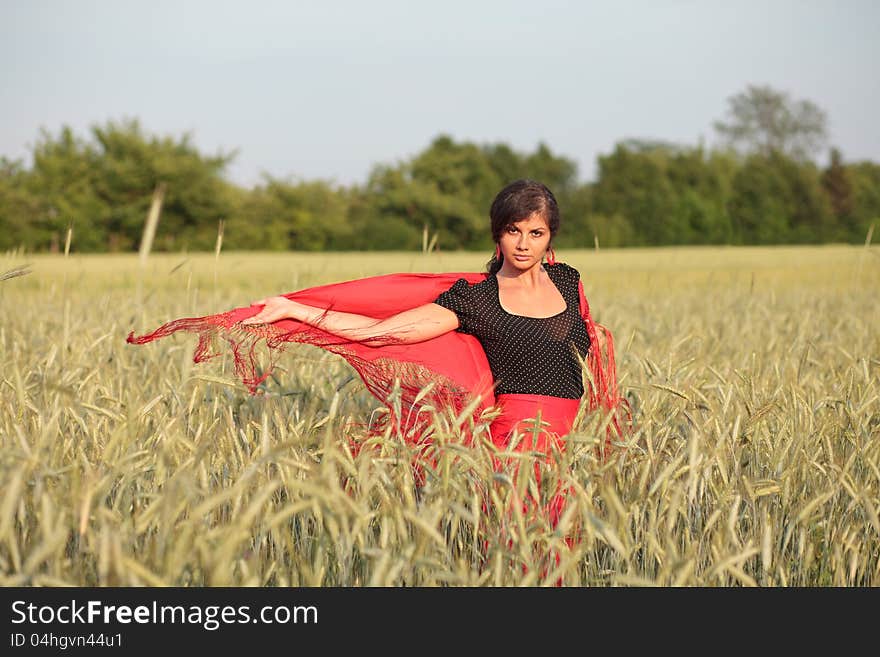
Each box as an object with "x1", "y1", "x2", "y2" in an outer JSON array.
[{"x1": 2, "y1": 0, "x2": 878, "y2": 187}]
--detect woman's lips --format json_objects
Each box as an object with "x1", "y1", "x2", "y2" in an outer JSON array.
[{"x1": 513, "y1": 255, "x2": 530, "y2": 261}]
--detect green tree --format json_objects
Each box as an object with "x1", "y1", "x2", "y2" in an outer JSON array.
[
  {"x1": 7, "y1": 119, "x2": 236, "y2": 252},
  {"x1": 352, "y1": 136, "x2": 583, "y2": 251},
  {"x1": 714, "y1": 85, "x2": 828, "y2": 161},
  {"x1": 592, "y1": 142, "x2": 679, "y2": 245},
  {"x1": 411, "y1": 135, "x2": 502, "y2": 212},
  {"x1": 522, "y1": 143, "x2": 579, "y2": 197},
  {"x1": 481, "y1": 143, "x2": 523, "y2": 187},
  {"x1": 848, "y1": 161, "x2": 880, "y2": 241},
  {"x1": 26, "y1": 126, "x2": 107, "y2": 251},
  {"x1": 88, "y1": 119, "x2": 235, "y2": 251},
  {"x1": 350, "y1": 164, "x2": 483, "y2": 250},
  {"x1": 7, "y1": 116, "x2": 873, "y2": 252},
  {"x1": 0, "y1": 158, "x2": 43, "y2": 251},
  {"x1": 665, "y1": 147, "x2": 735, "y2": 244},
  {"x1": 728, "y1": 152, "x2": 832, "y2": 244},
  {"x1": 553, "y1": 184, "x2": 597, "y2": 248},
  {"x1": 228, "y1": 178, "x2": 350, "y2": 251},
  {"x1": 821, "y1": 148, "x2": 857, "y2": 241}
]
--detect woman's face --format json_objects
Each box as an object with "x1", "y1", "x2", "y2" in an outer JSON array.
[{"x1": 497, "y1": 212, "x2": 552, "y2": 272}]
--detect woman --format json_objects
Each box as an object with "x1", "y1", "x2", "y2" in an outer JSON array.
[{"x1": 128, "y1": 180, "x2": 629, "y2": 526}]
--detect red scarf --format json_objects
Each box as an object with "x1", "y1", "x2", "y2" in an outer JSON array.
[{"x1": 127, "y1": 270, "x2": 630, "y2": 446}]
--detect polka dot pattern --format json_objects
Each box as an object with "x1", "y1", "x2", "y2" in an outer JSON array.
[{"x1": 433, "y1": 262, "x2": 591, "y2": 399}]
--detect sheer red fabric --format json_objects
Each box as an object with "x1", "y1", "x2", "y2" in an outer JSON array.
[{"x1": 126, "y1": 269, "x2": 630, "y2": 451}]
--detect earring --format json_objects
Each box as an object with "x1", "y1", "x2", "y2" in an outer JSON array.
[
  {"x1": 547, "y1": 247, "x2": 557, "y2": 265},
  {"x1": 494, "y1": 243, "x2": 501, "y2": 259}
]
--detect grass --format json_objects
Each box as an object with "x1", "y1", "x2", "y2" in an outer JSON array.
[{"x1": 0, "y1": 245, "x2": 878, "y2": 586}]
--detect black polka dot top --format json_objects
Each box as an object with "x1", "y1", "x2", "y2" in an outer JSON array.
[{"x1": 432, "y1": 262, "x2": 592, "y2": 399}]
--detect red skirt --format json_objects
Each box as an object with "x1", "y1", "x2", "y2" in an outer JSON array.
[
  {"x1": 490, "y1": 393, "x2": 579, "y2": 451},
  {"x1": 488, "y1": 393, "x2": 580, "y2": 528}
]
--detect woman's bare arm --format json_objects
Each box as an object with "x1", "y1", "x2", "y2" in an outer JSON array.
[{"x1": 240, "y1": 296, "x2": 459, "y2": 345}]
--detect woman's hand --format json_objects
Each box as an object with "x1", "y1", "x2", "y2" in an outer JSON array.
[{"x1": 240, "y1": 296, "x2": 298, "y2": 325}]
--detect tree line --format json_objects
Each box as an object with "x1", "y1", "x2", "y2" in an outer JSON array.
[{"x1": 2, "y1": 86, "x2": 877, "y2": 252}]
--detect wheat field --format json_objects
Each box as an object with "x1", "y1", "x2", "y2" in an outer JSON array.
[{"x1": 0, "y1": 245, "x2": 878, "y2": 586}]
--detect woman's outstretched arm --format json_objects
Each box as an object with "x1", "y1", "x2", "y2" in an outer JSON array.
[{"x1": 239, "y1": 296, "x2": 459, "y2": 345}]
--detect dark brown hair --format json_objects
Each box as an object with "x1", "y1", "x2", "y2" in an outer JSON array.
[{"x1": 486, "y1": 179, "x2": 560, "y2": 275}]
